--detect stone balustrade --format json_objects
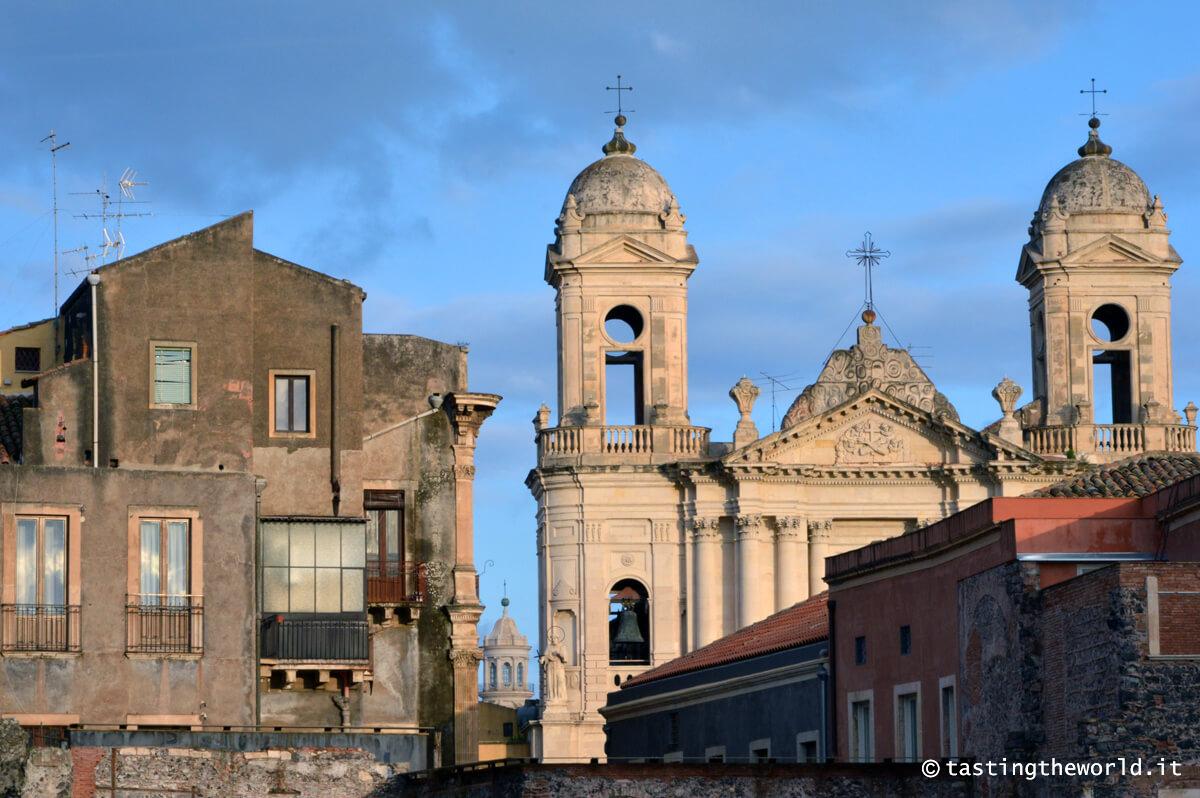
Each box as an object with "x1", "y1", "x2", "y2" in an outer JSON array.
[
  {"x1": 1022, "y1": 423, "x2": 1195, "y2": 461},
  {"x1": 537, "y1": 424, "x2": 711, "y2": 463}
]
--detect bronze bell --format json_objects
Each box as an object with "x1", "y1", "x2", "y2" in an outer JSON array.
[{"x1": 613, "y1": 604, "x2": 644, "y2": 644}]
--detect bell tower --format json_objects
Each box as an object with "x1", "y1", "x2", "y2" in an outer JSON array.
[
  {"x1": 528, "y1": 114, "x2": 711, "y2": 763},
  {"x1": 548, "y1": 113, "x2": 698, "y2": 431},
  {"x1": 1016, "y1": 116, "x2": 1194, "y2": 460}
]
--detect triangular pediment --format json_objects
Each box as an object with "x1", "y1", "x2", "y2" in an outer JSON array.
[
  {"x1": 726, "y1": 389, "x2": 1026, "y2": 468},
  {"x1": 1060, "y1": 234, "x2": 1158, "y2": 266},
  {"x1": 574, "y1": 235, "x2": 676, "y2": 265}
]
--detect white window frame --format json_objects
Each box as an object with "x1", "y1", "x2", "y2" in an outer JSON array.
[
  {"x1": 749, "y1": 737, "x2": 771, "y2": 763},
  {"x1": 847, "y1": 689, "x2": 874, "y2": 763},
  {"x1": 893, "y1": 682, "x2": 922, "y2": 762},
  {"x1": 938, "y1": 675, "x2": 958, "y2": 759},
  {"x1": 149, "y1": 341, "x2": 197, "y2": 410},
  {"x1": 795, "y1": 730, "x2": 821, "y2": 763}
]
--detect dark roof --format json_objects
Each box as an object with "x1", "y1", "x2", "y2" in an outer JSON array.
[
  {"x1": 0, "y1": 394, "x2": 33, "y2": 464},
  {"x1": 1027, "y1": 453, "x2": 1200, "y2": 498},
  {"x1": 622, "y1": 593, "x2": 828, "y2": 689}
]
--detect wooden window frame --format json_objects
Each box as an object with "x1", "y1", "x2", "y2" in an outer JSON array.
[
  {"x1": 148, "y1": 341, "x2": 198, "y2": 410},
  {"x1": 1, "y1": 503, "x2": 83, "y2": 655},
  {"x1": 126, "y1": 508, "x2": 203, "y2": 603},
  {"x1": 268, "y1": 369, "x2": 317, "y2": 439}
]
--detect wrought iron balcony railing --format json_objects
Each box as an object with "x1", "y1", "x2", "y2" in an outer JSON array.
[
  {"x1": 367, "y1": 560, "x2": 427, "y2": 606},
  {"x1": 1, "y1": 604, "x2": 80, "y2": 653},
  {"x1": 259, "y1": 615, "x2": 369, "y2": 663},
  {"x1": 126, "y1": 595, "x2": 203, "y2": 654}
]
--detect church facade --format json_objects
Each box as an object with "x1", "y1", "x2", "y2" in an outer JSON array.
[{"x1": 526, "y1": 115, "x2": 1196, "y2": 761}]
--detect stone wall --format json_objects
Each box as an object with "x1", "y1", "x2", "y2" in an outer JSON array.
[{"x1": 386, "y1": 761, "x2": 973, "y2": 797}]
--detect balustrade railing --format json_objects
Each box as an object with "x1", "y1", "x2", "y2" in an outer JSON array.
[
  {"x1": 1, "y1": 604, "x2": 80, "y2": 653},
  {"x1": 603, "y1": 425, "x2": 653, "y2": 454},
  {"x1": 1166, "y1": 424, "x2": 1197, "y2": 452},
  {"x1": 126, "y1": 595, "x2": 203, "y2": 654},
  {"x1": 1023, "y1": 422, "x2": 1196, "y2": 457},
  {"x1": 538, "y1": 424, "x2": 711, "y2": 459},
  {"x1": 1023, "y1": 425, "x2": 1076, "y2": 455},
  {"x1": 1092, "y1": 424, "x2": 1144, "y2": 455}
]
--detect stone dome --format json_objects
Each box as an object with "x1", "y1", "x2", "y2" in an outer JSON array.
[
  {"x1": 1038, "y1": 119, "x2": 1151, "y2": 215},
  {"x1": 483, "y1": 597, "x2": 528, "y2": 648},
  {"x1": 563, "y1": 119, "x2": 674, "y2": 216}
]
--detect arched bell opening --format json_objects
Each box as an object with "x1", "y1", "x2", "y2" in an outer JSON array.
[{"x1": 608, "y1": 579, "x2": 650, "y2": 664}]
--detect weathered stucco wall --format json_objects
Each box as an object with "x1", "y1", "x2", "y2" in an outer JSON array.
[{"x1": 0, "y1": 466, "x2": 257, "y2": 726}]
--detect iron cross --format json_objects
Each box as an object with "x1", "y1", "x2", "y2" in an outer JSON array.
[
  {"x1": 606, "y1": 75, "x2": 633, "y2": 116},
  {"x1": 847, "y1": 232, "x2": 890, "y2": 310},
  {"x1": 1080, "y1": 78, "x2": 1107, "y2": 117}
]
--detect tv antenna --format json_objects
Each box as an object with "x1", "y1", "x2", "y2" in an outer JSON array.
[
  {"x1": 63, "y1": 244, "x2": 100, "y2": 276},
  {"x1": 72, "y1": 169, "x2": 151, "y2": 264},
  {"x1": 759, "y1": 370, "x2": 794, "y2": 432},
  {"x1": 41, "y1": 131, "x2": 70, "y2": 312}
]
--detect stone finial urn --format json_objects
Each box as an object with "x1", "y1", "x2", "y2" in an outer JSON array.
[
  {"x1": 991, "y1": 377, "x2": 1024, "y2": 445},
  {"x1": 729, "y1": 377, "x2": 761, "y2": 449}
]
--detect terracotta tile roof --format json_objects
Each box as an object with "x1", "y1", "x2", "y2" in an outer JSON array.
[
  {"x1": 1027, "y1": 453, "x2": 1200, "y2": 498},
  {"x1": 622, "y1": 593, "x2": 828, "y2": 689},
  {"x1": 0, "y1": 394, "x2": 33, "y2": 464}
]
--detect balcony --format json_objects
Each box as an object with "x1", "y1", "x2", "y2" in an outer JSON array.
[
  {"x1": 1023, "y1": 423, "x2": 1196, "y2": 462},
  {"x1": 1, "y1": 604, "x2": 80, "y2": 653},
  {"x1": 537, "y1": 424, "x2": 712, "y2": 465},
  {"x1": 367, "y1": 561, "x2": 426, "y2": 606},
  {"x1": 259, "y1": 615, "x2": 369, "y2": 664},
  {"x1": 126, "y1": 595, "x2": 203, "y2": 655}
]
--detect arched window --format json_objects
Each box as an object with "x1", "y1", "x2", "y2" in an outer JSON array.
[
  {"x1": 489, "y1": 661, "x2": 497, "y2": 689},
  {"x1": 503, "y1": 662, "x2": 512, "y2": 686},
  {"x1": 608, "y1": 579, "x2": 650, "y2": 664},
  {"x1": 517, "y1": 662, "x2": 524, "y2": 689}
]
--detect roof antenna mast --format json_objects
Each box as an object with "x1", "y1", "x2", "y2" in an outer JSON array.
[{"x1": 41, "y1": 131, "x2": 70, "y2": 313}]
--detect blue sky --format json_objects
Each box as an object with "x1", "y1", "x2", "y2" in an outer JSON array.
[{"x1": 3, "y1": 2, "x2": 1200, "y2": 658}]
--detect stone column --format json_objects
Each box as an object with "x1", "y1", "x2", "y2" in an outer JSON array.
[
  {"x1": 808, "y1": 520, "x2": 832, "y2": 596},
  {"x1": 690, "y1": 518, "x2": 723, "y2": 647},
  {"x1": 445, "y1": 392, "x2": 500, "y2": 765},
  {"x1": 736, "y1": 514, "x2": 767, "y2": 628},
  {"x1": 774, "y1": 516, "x2": 808, "y2": 609}
]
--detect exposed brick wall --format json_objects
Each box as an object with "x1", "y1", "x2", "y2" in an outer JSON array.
[{"x1": 70, "y1": 747, "x2": 103, "y2": 798}]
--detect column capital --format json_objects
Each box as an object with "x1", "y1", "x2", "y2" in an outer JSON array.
[
  {"x1": 448, "y1": 648, "x2": 484, "y2": 669},
  {"x1": 774, "y1": 515, "x2": 807, "y2": 539},
  {"x1": 447, "y1": 392, "x2": 502, "y2": 447},
  {"x1": 736, "y1": 513, "x2": 764, "y2": 537},
  {"x1": 688, "y1": 517, "x2": 722, "y2": 541},
  {"x1": 808, "y1": 518, "x2": 833, "y2": 542}
]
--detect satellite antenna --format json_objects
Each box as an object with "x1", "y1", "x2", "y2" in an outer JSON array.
[{"x1": 41, "y1": 131, "x2": 70, "y2": 312}]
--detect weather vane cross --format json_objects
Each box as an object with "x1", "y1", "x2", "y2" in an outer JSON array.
[
  {"x1": 1080, "y1": 78, "x2": 1107, "y2": 118},
  {"x1": 847, "y1": 232, "x2": 890, "y2": 311},
  {"x1": 606, "y1": 74, "x2": 633, "y2": 117}
]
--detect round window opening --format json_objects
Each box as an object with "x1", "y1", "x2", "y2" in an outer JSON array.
[
  {"x1": 604, "y1": 305, "x2": 644, "y2": 344},
  {"x1": 1091, "y1": 304, "x2": 1130, "y2": 342}
]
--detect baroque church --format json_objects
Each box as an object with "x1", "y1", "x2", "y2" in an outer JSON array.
[{"x1": 525, "y1": 112, "x2": 1196, "y2": 761}]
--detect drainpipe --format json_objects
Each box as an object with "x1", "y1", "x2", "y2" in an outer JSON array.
[
  {"x1": 87, "y1": 272, "x2": 100, "y2": 469},
  {"x1": 330, "y1": 324, "x2": 340, "y2": 515},
  {"x1": 827, "y1": 599, "x2": 837, "y2": 761}
]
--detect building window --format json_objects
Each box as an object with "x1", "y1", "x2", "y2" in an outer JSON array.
[
  {"x1": 796, "y1": 732, "x2": 820, "y2": 763},
  {"x1": 127, "y1": 518, "x2": 202, "y2": 654},
  {"x1": 365, "y1": 490, "x2": 417, "y2": 603},
  {"x1": 502, "y1": 722, "x2": 514, "y2": 738},
  {"x1": 517, "y1": 661, "x2": 524, "y2": 688},
  {"x1": 14, "y1": 347, "x2": 41, "y2": 373},
  {"x1": 503, "y1": 661, "x2": 512, "y2": 686},
  {"x1": 2, "y1": 516, "x2": 77, "y2": 652},
  {"x1": 849, "y1": 695, "x2": 873, "y2": 763},
  {"x1": 899, "y1": 625, "x2": 911, "y2": 655},
  {"x1": 608, "y1": 579, "x2": 650, "y2": 664},
  {"x1": 749, "y1": 738, "x2": 771, "y2": 763},
  {"x1": 854, "y1": 635, "x2": 866, "y2": 665},
  {"x1": 489, "y1": 661, "x2": 497, "y2": 689},
  {"x1": 151, "y1": 343, "x2": 195, "y2": 407},
  {"x1": 940, "y1": 677, "x2": 958, "y2": 758},
  {"x1": 260, "y1": 520, "x2": 366, "y2": 614},
  {"x1": 268, "y1": 369, "x2": 316, "y2": 438},
  {"x1": 895, "y1": 686, "x2": 920, "y2": 762}
]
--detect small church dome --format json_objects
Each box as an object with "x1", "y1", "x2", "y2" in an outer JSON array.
[
  {"x1": 563, "y1": 116, "x2": 674, "y2": 216},
  {"x1": 483, "y1": 597, "x2": 528, "y2": 648},
  {"x1": 1038, "y1": 118, "x2": 1151, "y2": 216}
]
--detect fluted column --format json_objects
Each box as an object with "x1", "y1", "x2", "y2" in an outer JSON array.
[
  {"x1": 736, "y1": 514, "x2": 767, "y2": 627},
  {"x1": 690, "y1": 517, "x2": 723, "y2": 648},
  {"x1": 808, "y1": 519, "x2": 832, "y2": 595},
  {"x1": 774, "y1": 516, "x2": 808, "y2": 609}
]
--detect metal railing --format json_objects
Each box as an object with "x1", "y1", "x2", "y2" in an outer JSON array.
[
  {"x1": 259, "y1": 615, "x2": 369, "y2": 662},
  {"x1": 367, "y1": 560, "x2": 427, "y2": 605},
  {"x1": 0, "y1": 604, "x2": 80, "y2": 652},
  {"x1": 126, "y1": 595, "x2": 203, "y2": 655}
]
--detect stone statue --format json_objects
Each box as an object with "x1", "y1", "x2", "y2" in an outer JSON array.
[{"x1": 540, "y1": 641, "x2": 567, "y2": 703}]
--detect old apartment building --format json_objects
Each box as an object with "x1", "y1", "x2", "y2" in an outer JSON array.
[{"x1": 0, "y1": 212, "x2": 499, "y2": 766}]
